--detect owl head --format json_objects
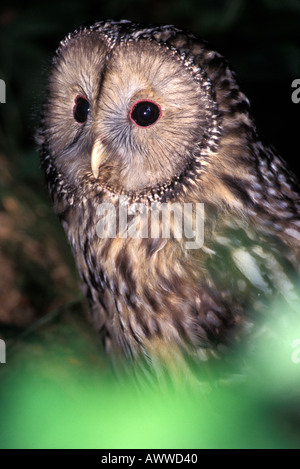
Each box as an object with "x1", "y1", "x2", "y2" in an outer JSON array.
[{"x1": 38, "y1": 19, "x2": 258, "y2": 210}]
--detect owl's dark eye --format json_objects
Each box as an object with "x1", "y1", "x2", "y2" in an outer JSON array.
[
  {"x1": 130, "y1": 100, "x2": 162, "y2": 127},
  {"x1": 73, "y1": 95, "x2": 90, "y2": 123}
]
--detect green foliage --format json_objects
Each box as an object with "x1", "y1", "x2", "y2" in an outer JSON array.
[{"x1": 0, "y1": 295, "x2": 299, "y2": 449}]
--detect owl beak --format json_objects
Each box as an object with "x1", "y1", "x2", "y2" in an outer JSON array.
[{"x1": 91, "y1": 141, "x2": 108, "y2": 179}]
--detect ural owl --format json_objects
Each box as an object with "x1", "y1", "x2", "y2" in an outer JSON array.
[{"x1": 38, "y1": 20, "x2": 300, "y2": 384}]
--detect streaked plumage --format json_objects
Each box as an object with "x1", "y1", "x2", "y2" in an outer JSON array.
[{"x1": 38, "y1": 20, "x2": 300, "y2": 384}]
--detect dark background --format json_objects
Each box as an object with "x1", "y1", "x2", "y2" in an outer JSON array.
[{"x1": 0, "y1": 0, "x2": 299, "y2": 341}]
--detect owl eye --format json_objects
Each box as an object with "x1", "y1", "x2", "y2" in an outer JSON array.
[
  {"x1": 130, "y1": 100, "x2": 162, "y2": 127},
  {"x1": 73, "y1": 95, "x2": 90, "y2": 123}
]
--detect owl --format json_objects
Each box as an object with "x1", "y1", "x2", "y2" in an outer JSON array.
[{"x1": 38, "y1": 20, "x2": 300, "y2": 385}]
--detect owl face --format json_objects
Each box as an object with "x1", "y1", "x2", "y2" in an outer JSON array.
[{"x1": 42, "y1": 22, "x2": 219, "y2": 196}]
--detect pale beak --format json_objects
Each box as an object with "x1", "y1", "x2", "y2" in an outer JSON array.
[{"x1": 91, "y1": 141, "x2": 108, "y2": 179}]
